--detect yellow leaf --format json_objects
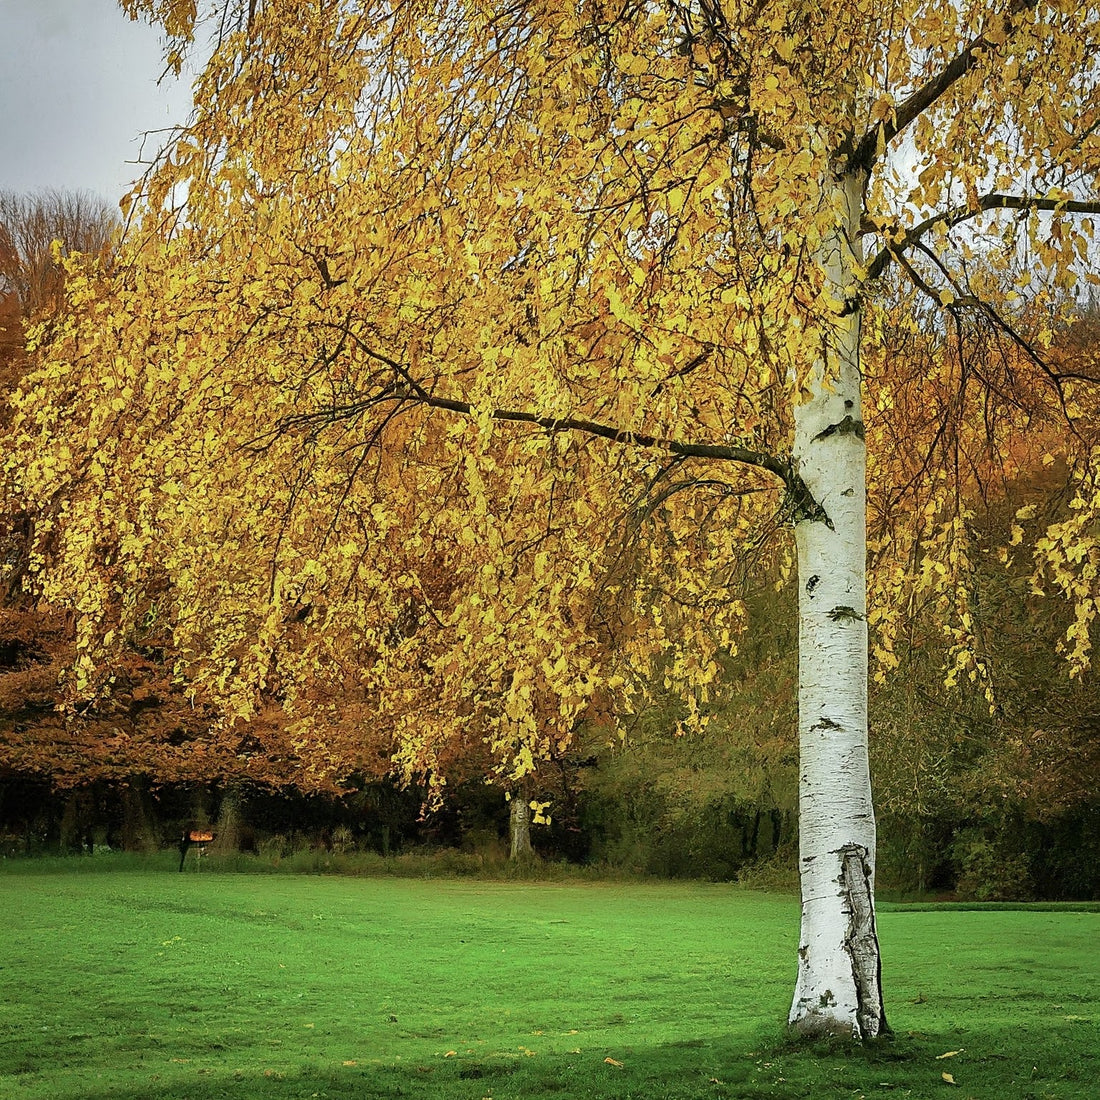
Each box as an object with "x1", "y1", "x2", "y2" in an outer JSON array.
[
  {"x1": 942, "y1": 1071, "x2": 957, "y2": 1085},
  {"x1": 604, "y1": 1057, "x2": 624, "y2": 1067},
  {"x1": 936, "y1": 1049, "x2": 963, "y2": 1059}
]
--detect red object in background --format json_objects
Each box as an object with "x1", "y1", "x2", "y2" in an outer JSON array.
[{"x1": 178, "y1": 829, "x2": 215, "y2": 870}]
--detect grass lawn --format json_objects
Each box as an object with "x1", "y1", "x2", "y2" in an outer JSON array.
[{"x1": 0, "y1": 864, "x2": 1096, "y2": 1099}]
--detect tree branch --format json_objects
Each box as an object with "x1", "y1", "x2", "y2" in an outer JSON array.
[
  {"x1": 243, "y1": 321, "x2": 826, "y2": 520},
  {"x1": 865, "y1": 193, "x2": 1100, "y2": 282},
  {"x1": 390, "y1": 388, "x2": 792, "y2": 477},
  {"x1": 848, "y1": 0, "x2": 1040, "y2": 174}
]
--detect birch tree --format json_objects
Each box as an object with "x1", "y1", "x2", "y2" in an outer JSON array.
[{"x1": 6, "y1": 0, "x2": 1100, "y2": 1040}]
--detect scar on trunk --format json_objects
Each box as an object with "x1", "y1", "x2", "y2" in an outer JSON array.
[
  {"x1": 812, "y1": 415, "x2": 865, "y2": 442},
  {"x1": 827, "y1": 605, "x2": 865, "y2": 622},
  {"x1": 838, "y1": 844, "x2": 888, "y2": 1040},
  {"x1": 786, "y1": 467, "x2": 833, "y2": 528}
]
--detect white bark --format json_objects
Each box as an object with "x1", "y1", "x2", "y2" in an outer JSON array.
[{"x1": 787, "y1": 171, "x2": 886, "y2": 1040}]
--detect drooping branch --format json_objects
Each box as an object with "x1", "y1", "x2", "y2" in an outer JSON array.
[
  {"x1": 864, "y1": 193, "x2": 1100, "y2": 282},
  {"x1": 270, "y1": 382, "x2": 789, "y2": 478},
  {"x1": 848, "y1": 0, "x2": 1040, "y2": 174},
  {"x1": 253, "y1": 323, "x2": 794, "y2": 482}
]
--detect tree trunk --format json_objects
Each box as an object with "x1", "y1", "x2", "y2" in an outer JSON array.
[
  {"x1": 509, "y1": 788, "x2": 534, "y2": 861},
  {"x1": 749, "y1": 809, "x2": 762, "y2": 860},
  {"x1": 120, "y1": 778, "x2": 157, "y2": 852},
  {"x1": 212, "y1": 784, "x2": 243, "y2": 854},
  {"x1": 787, "y1": 170, "x2": 886, "y2": 1040}
]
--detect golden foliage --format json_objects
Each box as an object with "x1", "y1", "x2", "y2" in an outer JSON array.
[{"x1": 5, "y1": 0, "x2": 1100, "y2": 791}]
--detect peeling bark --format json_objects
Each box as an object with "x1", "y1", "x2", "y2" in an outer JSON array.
[{"x1": 841, "y1": 844, "x2": 887, "y2": 1039}]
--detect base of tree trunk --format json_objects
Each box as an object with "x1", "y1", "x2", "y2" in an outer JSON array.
[{"x1": 789, "y1": 843, "x2": 888, "y2": 1040}]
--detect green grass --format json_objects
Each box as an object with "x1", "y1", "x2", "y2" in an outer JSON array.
[{"x1": 0, "y1": 869, "x2": 1096, "y2": 1099}]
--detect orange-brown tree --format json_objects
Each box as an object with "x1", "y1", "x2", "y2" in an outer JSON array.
[{"x1": 0, "y1": 190, "x2": 377, "y2": 801}]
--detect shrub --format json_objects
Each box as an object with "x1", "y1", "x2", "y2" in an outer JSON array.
[{"x1": 951, "y1": 827, "x2": 1034, "y2": 901}]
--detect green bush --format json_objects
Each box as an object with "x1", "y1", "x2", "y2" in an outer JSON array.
[{"x1": 950, "y1": 827, "x2": 1034, "y2": 901}]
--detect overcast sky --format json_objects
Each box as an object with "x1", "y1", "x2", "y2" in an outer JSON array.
[{"x1": 0, "y1": 0, "x2": 196, "y2": 203}]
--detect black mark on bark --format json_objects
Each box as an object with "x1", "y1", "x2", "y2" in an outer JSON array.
[
  {"x1": 787, "y1": 466, "x2": 834, "y2": 528},
  {"x1": 828, "y1": 605, "x2": 865, "y2": 622},
  {"x1": 806, "y1": 575, "x2": 820, "y2": 596},
  {"x1": 811, "y1": 717, "x2": 842, "y2": 732},
  {"x1": 813, "y1": 415, "x2": 865, "y2": 443}
]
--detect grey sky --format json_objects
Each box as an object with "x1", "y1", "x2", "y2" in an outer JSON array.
[{"x1": 0, "y1": 0, "x2": 195, "y2": 203}]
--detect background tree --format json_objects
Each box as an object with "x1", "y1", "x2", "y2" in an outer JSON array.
[
  {"x1": 6, "y1": 0, "x2": 1100, "y2": 1040},
  {"x1": 0, "y1": 189, "x2": 384, "y2": 841},
  {"x1": 0, "y1": 190, "x2": 116, "y2": 319}
]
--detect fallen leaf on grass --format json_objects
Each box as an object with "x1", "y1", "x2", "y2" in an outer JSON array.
[
  {"x1": 604, "y1": 1057, "x2": 624, "y2": 1068},
  {"x1": 936, "y1": 1050, "x2": 963, "y2": 1059},
  {"x1": 942, "y1": 1072, "x2": 957, "y2": 1085},
  {"x1": 444, "y1": 1051, "x2": 457, "y2": 1057},
  {"x1": 342, "y1": 1060, "x2": 357, "y2": 1066}
]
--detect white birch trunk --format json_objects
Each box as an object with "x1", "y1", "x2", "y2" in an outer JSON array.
[{"x1": 787, "y1": 170, "x2": 886, "y2": 1040}]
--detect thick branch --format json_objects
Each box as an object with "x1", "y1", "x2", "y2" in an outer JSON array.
[
  {"x1": 849, "y1": 0, "x2": 1040, "y2": 174},
  {"x1": 258, "y1": 378, "x2": 832, "y2": 513},
  {"x1": 403, "y1": 388, "x2": 790, "y2": 476},
  {"x1": 409, "y1": 391, "x2": 836, "y2": 524},
  {"x1": 252, "y1": 321, "x2": 825, "y2": 519},
  {"x1": 865, "y1": 193, "x2": 1100, "y2": 282}
]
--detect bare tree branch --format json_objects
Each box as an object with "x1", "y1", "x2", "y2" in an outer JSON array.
[{"x1": 865, "y1": 193, "x2": 1100, "y2": 282}]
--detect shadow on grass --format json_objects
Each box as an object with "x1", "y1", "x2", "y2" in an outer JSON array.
[{"x1": 19, "y1": 1024, "x2": 1096, "y2": 1100}]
